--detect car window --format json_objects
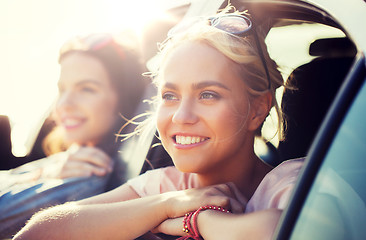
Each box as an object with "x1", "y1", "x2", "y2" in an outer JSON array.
[
  {"x1": 255, "y1": 20, "x2": 349, "y2": 165},
  {"x1": 289, "y1": 74, "x2": 366, "y2": 239},
  {"x1": 263, "y1": 22, "x2": 344, "y2": 142}
]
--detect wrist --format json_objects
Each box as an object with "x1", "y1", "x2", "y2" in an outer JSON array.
[
  {"x1": 160, "y1": 191, "x2": 179, "y2": 219},
  {"x1": 196, "y1": 210, "x2": 222, "y2": 239},
  {"x1": 178, "y1": 205, "x2": 230, "y2": 240}
]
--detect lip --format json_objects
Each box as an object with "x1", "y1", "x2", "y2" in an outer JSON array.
[
  {"x1": 61, "y1": 117, "x2": 86, "y2": 130},
  {"x1": 171, "y1": 133, "x2": 209, "y2": 149}
]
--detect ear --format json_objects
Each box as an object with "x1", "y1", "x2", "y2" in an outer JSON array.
[{"x1": 247, "y1": 92, "x2": 272, "y2": 132}]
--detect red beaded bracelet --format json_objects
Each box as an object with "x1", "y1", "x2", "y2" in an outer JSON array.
[
  {"x1": 182, "y1": 212, "x2": 194, "y2": 234},
  {"x1": 178, "y1": 205, "x2": 230, "y2": 240}
]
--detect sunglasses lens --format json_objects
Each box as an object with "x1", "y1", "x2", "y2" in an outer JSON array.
[
  {"x1": 83, "y1": 34, "x2": 113, "y2": 50},
  {"x1": 211, "y1": 16, "x2": 251, "y2": 35}
]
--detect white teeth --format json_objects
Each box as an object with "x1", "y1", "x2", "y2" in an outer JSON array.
[
  {"x1": 64, "y1": 118, "x2": 81, "y2": 127},
  {"x1": 175, "y1": 135, "x2": 206, "y2": 145}
]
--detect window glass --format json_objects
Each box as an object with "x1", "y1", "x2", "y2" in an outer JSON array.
[{"x1": 290, "y1": 77, "x2": 366, "y2": 240}]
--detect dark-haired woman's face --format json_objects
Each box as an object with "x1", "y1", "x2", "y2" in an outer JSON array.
[{"x1": 56, "y1": 53, "x2": 119, "y2": 146}]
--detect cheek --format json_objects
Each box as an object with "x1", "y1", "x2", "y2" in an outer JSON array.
[
  {"x1": 156, "y1": 105, "x2": 171, "y2": 138},
  {"x1": 90, "y1": 94, "x2": 119, "y2": 126},
  {"x1": 212, "y1": 103, "x2": 249, "y2": 138}
]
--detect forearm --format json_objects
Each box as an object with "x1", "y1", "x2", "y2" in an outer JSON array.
[
  {"x1": 14, "y1": 194, "x2": 171, "y2": 240},
  {"x1": 197, "y1": 209, "x2": 282, "y2": 240}
]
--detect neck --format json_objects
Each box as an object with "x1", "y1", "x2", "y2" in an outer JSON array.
[{"x1": 196, "y1": 140, "x2": 272, "y2": 200}]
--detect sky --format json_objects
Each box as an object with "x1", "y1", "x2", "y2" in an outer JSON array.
[{"x1": 0, "y1": 0, "x2": 180, "y2": 156}]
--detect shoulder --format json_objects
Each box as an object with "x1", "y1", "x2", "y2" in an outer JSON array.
[
  {"x1": 246, "y1": 158, "x2": 305, "y2": 212},
  {"x1": 127, "y1": 167, "x2": 197, "y2": 197},
  {"x1": 255, "y1": 158, "x2": 305, "y2": 192},
  {"x1": 268, "y1": 157, "x2": 305, "y2": 181}
]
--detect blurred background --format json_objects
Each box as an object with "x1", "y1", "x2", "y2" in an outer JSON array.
[
  {"x1": 0, "y1": 0, "x2": 344, "y2": 158},
  {"x1": 0, "y1": 0, "x2": 185, "y2": 157}
]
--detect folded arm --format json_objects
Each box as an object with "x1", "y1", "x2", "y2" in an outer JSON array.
[
  {"x1": 156, "y1": 208, "x2": 282, "y2": 239},
  {"x1": 14, "y1": 183, "x2": 244, "y2": 240}
]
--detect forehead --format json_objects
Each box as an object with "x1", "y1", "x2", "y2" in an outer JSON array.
[
  {"x1": 59, "y1": 52, "x2": 111, "y2": 85},
  {"x1": 160, "y1": 41, "x2": 245, "y2": 90}
]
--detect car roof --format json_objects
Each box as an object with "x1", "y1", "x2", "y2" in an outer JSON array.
[
  {"x1": 230, "y1": 0, "x2": 366, "y2": 50},
  {"x1": 307, "y1": 0, "x2": 366, "y2": 50}
]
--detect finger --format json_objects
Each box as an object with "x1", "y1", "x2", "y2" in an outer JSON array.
[
  {"x1": 228, "y1": 198, "x2": 245, "y2": 213},
  {"x1": 154, "y1": 217, "x2": 184, "y2": 237},
  {"x1": 218, "y1": 183, "x2": 246, "y2": 213},
  {"x1": 203, "y1": 184, "x2": 245, "y2": 213},
  {"x1": 226, "y1": 182, "x2": 248, "y2": 206}
]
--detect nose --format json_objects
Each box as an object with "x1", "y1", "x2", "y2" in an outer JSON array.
[
  {"x1": 56, "y1": 91, "x2": 75, "y2": 111},
  {"x1": 172, "y1": 99, "x2": 199, "y2": 125}
]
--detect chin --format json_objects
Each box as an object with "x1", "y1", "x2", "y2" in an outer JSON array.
[
  {"x1": 64, "y1": 135, "x2": 85, "y2": 144},
  {"x1": 174, "y1": 161, "x2": 201, "y2": 174}
]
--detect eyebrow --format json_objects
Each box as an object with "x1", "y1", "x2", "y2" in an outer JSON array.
[
  {"x1": 162, "y1": 80, "x2": 231, "y2": 91},
  {"x1": 75, "y1": 79, "x2": 103, "y2": 86},
  {"x1": 58, "y1": 79, "x2": 102, "y2": 88},
  {"x1": 193, "y1": 81, "x2": 230, "y2": 91}
]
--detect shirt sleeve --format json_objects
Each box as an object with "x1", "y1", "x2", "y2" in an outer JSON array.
[
  {"x1": 127, "y1": 166, "x2": 199, "y2": 197},
  {"x1": 126, "y1": 168, "x2": 163, "y2": 197},
  {"x1": 245, "y1": 158, "x2": 305, "y2": 213}
]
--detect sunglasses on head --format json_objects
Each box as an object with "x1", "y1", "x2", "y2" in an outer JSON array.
[
  {"x1": 210, "y1": 14, "x2": 271, "y2": 89},
  {"x1": 81, "y1": 33, "x2": 125, "y2": 59},
  {"x1": 168, "y1": 14, "x2": 271, "y2": 90}
]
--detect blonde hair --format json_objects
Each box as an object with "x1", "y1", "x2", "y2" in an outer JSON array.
[
  {"x1": 149, "y1": 14, "x2": 285, "y2": 141},
  {"x1": 123, "y1": 8, "x2": 287, "y2": 144}
]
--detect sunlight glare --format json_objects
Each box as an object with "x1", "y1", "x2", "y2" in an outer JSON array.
[
  {"x1": 0, "y1": 0, "x2": 178, "y2": 157},
  {"x1": 104, "y1": 0, "x2": 169, "y2": 37}
]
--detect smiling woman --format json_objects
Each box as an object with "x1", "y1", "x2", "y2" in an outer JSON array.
[
  {"x1": 0, "y1": 31, "x2": 147, "y2": 238},
  {"x1": 0, "y1": 0, "x2": 178, "y2": 157},
  {"x1": 13, "y1": 6, "x2": 305, "y2": 240}
]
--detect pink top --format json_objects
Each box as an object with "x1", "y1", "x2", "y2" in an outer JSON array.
[{"x1": 127, "y1": 158, "x2": 304, "y2": 213}]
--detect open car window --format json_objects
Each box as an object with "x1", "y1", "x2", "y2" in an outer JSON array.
[
  {"x1": 256, "y1": 20, "x2": 356, "y2": 166},
  {"x1": 261, "y1": 1, "x2": 366, "y2": 238},
  {"x1": 284, "y1": 58, "x2": 366, "y2": 239}
]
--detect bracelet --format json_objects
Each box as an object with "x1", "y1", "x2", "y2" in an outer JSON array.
[
  {"x1": 192, "y1": 206, "x2": 230, "y2": 238},
  {"x1": 182, "y1": 212, "x2": 194, "y2": 234},
  {"x1": 178, "y1": 205, "x2": 230, "y2": 240}
]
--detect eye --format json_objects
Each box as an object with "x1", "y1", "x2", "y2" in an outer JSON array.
[
  {"x1": 80, "y1": 85, "x2": 98, "y2": 93},
  {"x1": 200, "y1": 91, "x2": 220, "y2": 100},
  {"x1": 162, "y1": 92, "x2": 178, "y2": 101},
  {"x1": 83, "y1": 87, "x2": 95, "y2": 92}
]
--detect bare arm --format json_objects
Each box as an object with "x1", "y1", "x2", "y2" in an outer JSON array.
[
  {"x1": 156, "y1": 208, "x2": 282, "y2": 239},
  {"x1": 13, "y1": 183, "x2": 244, "y2": 240},
  {"x1": 14, "y1": 184, "x2": 170, "y2": 240},
  {"x1": 197, "y1": 208, "x2": 282, "y2": 240}
]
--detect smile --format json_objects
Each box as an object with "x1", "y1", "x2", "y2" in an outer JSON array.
[
  {"x1": 174, "y1": 135, "x2": 209, "y2": 145},
  {"x1": 62, "y1": 117, "x2": 85, "y2": 130}
]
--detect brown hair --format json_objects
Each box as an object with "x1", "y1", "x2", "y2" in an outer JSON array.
[{"x1": 43, "y1": 32, "x2": 146, "y2": 156}]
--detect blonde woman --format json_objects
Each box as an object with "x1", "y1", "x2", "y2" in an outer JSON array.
[{"x1": 15, "y1": 9, "x2": 303, "y2": 240}]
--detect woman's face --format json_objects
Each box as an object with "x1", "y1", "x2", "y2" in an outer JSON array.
[
  {"x1": 56, "y1": 53, "x2": 119, "y2": 146},
  {"x1": 157, "y1": 41, "x2": 256, "y2": 175}
]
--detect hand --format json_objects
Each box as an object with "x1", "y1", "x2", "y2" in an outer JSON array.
[
  {"x1": 41, "y1": 145, "x2": 113, "y2": 179},
  {"x1": 163, "y1": 182, "x2": 247, "y2": 222},
  {"x1": 152, "y1": 217, "x2": 183, "y2": 237}
]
